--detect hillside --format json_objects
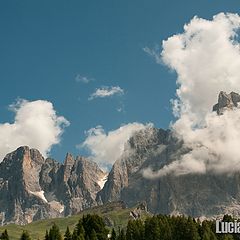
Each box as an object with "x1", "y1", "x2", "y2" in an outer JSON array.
[{"x1": 0, "y1": 202, "x2": 150, "y2": 240}]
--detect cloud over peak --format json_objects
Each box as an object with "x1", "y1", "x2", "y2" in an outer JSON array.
[
  {"x1": 162, "y1": 12, "x2": 240, "y2": 121},
  {"x1": 0, "y1": 99, "x2": 69, "y2": 161},
  {"x1": 89, "y1": 86, "x2": 124, "y2": 100},
  {"x1": 144, "y1": 12, "x2": 240, "y2": 177},
  {"x1": 78, "y1": 123, "x2": 150, "y2": 170}
]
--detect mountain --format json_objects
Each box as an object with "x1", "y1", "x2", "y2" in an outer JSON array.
[
  {"x1": 0, "y1": 147, "x2": 106, "y2": 225},
  {"x1": 1, "y1": 91, "x2": 240, "y2": 225},
  {"x1": 99, "y1": 91, "x2": 240, "y2": 218},
  {"x1": 213, "y1": 91, "x2": 240, "y2": 114},
  {"x1": 99, "y1": 125, "x2": 240, "y2": 217}
]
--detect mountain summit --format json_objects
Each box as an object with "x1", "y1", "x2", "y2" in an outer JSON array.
[
  {"x1": 213, "y1": 91, "x2": 240, "y2": 114},
  {"x1": 0, "y1": 146, "x2": 106, "y2": 225}
]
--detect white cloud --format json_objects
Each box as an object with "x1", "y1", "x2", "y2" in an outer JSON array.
[
  {"x1": 75, "y1": 74, "x2": 93, "y2": 83},
  {"x1": 88, "y1": 86, "x2": 124, "y2": 100},
  {"x1": 78, "y1": 123, "x2": 149, "y2": 169},
  {"x1": 143, "y1": 12, "x2": 240, "y2": 177},
  {"x1": 0, "y1": 99, "x2": 69, "y2": 161},
  {"x1": 143, "y1": 46, "x2": 162, "y2": 63}
]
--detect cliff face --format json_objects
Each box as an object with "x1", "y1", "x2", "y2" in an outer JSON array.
[
  {"x1": 1, "y1": 91, "x2": 240, "y2": 225},
  {"x1": 98, "y1": 126, "x2": 240, "y2": 218},
  {"x1": 97, "y1": 127, "x2": 171, "y2": 204},
  {"x1": 0, "y1": 146, "x2": 55, "y2": 225},
  {"x1": 99, "y1": 91, "x2": 240, "y2": 218},
  {"x1": 97, "y1": 127, "x2": 183, "y2": 213},
  {"x1": 0, "y1": 147, "x2": 105, "y2": 225}
]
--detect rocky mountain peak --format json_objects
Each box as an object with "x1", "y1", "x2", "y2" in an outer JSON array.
[
  {"x1": 63, "y1": 153, "x2": 74, "y2": 182},
  {"x1": 127, "y1": 127, "x2": 168, "y2": 152},
  {"x1": 64, "y1": 153, "x2": 74, "y2": 164},
  {"x1": 97, "y1": 127, "x2": 171, "y2": 204},
  {"x1": 213, "y1": 91, "x2": 240, "y2": 115},
  {"x1": 0, "y1": 146, "x2": 108, "y2": 225},
  {"x1": 0, "y1": 146, "x2": 44, "y2": 185}
]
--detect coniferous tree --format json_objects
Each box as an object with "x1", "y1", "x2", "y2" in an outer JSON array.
[
  {"x1": 78, "y1": 234, "x2": 85, "y2": 240},
  {"x1": 144, "y1": 216, "x2": 160, "y2": 240},
  {"x1": 116, "y1": 230, "x2": 126, "y2": 240},
  {"x1": 201, "y1": 221, "x2": 217, "y2": 240},
  {"x1": 75, "y1": 219, "x2": 85, "y2": 238},
  {"x1": 49, "y1": 223, "x2": 63, "y2": 240},
  {"x1": 82, "y1": 214, "x2": 108, "y2": 240},
  {"x1": 0, "y1": 229, "x2": 9, "y2": 240},
  {"x1": 64, "y1": 227, "x2": 72, "y2": 240},
  {"x1": 89, "y1": 230, "x2": 97, "y2": 240},
  {"x1": 126, "y1": 219, "x2": 144, "y2": 240},
  {"x1": 126, "y1": 220, "x2": 135, "y2": 240},
  {"x1": 160, "y1": 216, "x2": 172, "y2": 240},
  {"x1": 20, "y1": 231, "x2": 31, "y2": 240},
  {"x1": 71, "y1": 230, "x2": 78, "y2": 240},
  {"x1": 223, "y1": 215, "x2": 234, "y2": 222},
  {"x1": 110, "y1": 229, "x2": 116, "y2": 240},
  {"x1": 72, "y1": 229, "x2": 85, "y2": 240},
  {"x1": 185, "y1": 217, "x2": 200, "y2": 240},
  {"x1": 45, "y1": 230, "x2": 49, "y2": 240},
  {"x1": 135, "y1": 219, "x2": 144, "y2": 240}
]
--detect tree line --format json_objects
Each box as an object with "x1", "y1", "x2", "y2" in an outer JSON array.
[{"x1": 0, "y1": 214, "x2": 239, "y2": 240}]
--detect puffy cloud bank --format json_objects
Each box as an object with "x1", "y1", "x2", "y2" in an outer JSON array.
[
  {"x1": 0, "y1": 99, "x2": 69, "y2": 161},
  {"x1": 79, "y1": 123, "x2": 149, "y2": 169},
  {"x1": 144, "y1": 12, "x2": 240, "y2": 177}
]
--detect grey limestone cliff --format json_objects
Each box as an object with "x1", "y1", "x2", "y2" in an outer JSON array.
[
  {"x1": 0, "y1": 147, "x2": 106, "y2": 225},
  {"x1": 98, "y1": 91, "x2": 240, "y2": 219}
]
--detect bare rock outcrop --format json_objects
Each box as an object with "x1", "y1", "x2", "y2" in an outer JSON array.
[
  {"x1": 213, "y1": 91, "x2": 240, "y2": 114},
  {"x1": 0, "y1": 147, "x2": 106, "y2": 225}
]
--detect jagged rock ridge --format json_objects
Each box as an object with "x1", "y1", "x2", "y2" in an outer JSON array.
[
  {"x1": 1, "y1": 91, "x2": 240, "y2": 225},
  {"x1": 213, "y1": 91, "x2": 240, "y2": 115},
  {"x1": 0, "y1": 147, "x2": 106, "y2": 225}
]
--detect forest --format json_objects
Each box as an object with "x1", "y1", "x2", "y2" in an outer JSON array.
[{"x1": 0, "y1": 214, "x2": 238, "y2": 240}]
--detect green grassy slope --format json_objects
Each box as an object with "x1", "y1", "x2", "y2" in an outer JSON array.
[{"x1": 0, "y1": 202, "x2": 150, "y2": 240}]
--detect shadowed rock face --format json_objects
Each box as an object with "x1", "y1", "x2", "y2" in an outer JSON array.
[
  {"x1": 213, "y1": 91, "x2": 240, "y2": 114},
  {"x1": 0, "y1": 147, "x2": 105, "y2": 225}
]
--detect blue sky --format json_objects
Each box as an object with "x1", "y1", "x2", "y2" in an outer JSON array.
[{"x1": 0, "y1": 0, "x2": 239, "y2": 162}]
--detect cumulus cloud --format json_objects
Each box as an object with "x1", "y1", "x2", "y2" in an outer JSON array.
[
  {"x1": 75, "y1": 74, "x2": 93, "y2": 83},
  {"x1": 88, "y1": 86, "x2": 124, "y2": 100},
  {"x1": 143, "y1": 12, "x2": 240, "y2": 177},
  {"x1": 78, "y1": 123, "x2": 149, "y2": 169},
  {"x1": 0, "y1": 99, "x2": 69, "y2": 161}
]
